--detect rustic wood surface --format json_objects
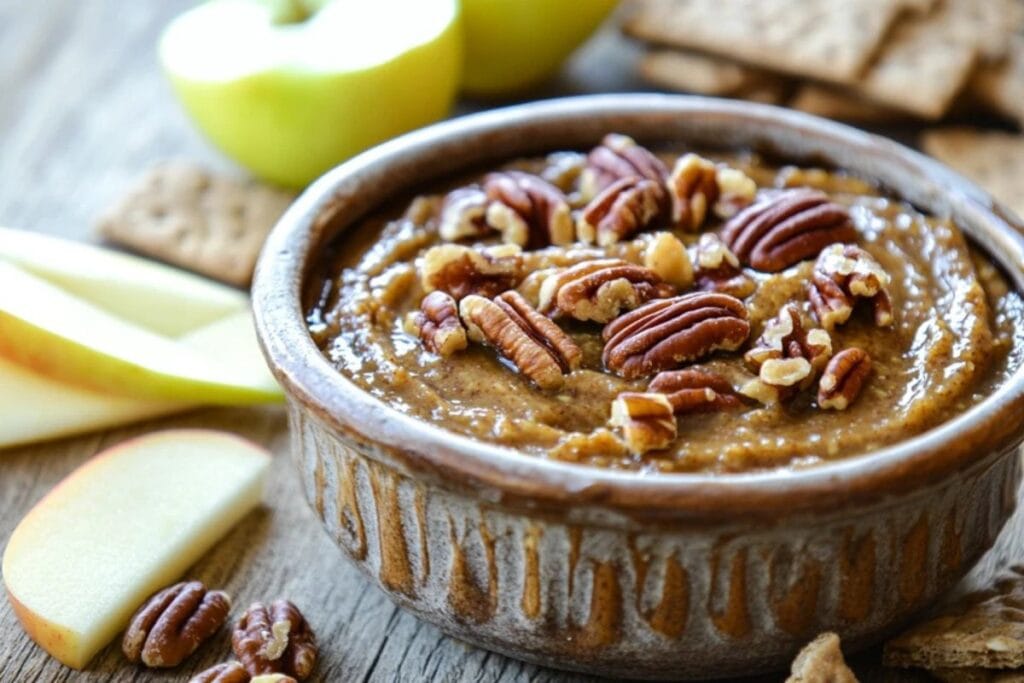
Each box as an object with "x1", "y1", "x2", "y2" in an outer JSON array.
[{"x1": 0, "y1": 2, "x2": 1019, "y2": 681}]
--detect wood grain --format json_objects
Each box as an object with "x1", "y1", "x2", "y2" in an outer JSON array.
[{"x1": 0, "y1": 2, "x2": 1020, "y2": 681}]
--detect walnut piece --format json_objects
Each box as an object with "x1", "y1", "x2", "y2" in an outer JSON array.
[
  {"x1": 722, "y1": 188, "x2": 857, "y2": 272},
  {"x1": 609, "y1": 392, "x2": 677, "y2": 454},
  {"x1": 189, "y1": 662, "x2": 251, "y2": 683},
  {"x1": 537, "y1": 258, "x2": 674, "y2": 323},
  {"x1": 808, "y1": 243, "x2": 894, "y2": 330},
  {"x1": 420, "y1": 243, "x2": 522, "y2": 300},
  {"x1": 818, "y1": 347, "x2": 872, "y2": 410},
  {"x1": 644, "y1": 231, "x2": 694, "y2": 290},
  {"x1": 714, "y1": 166, "x2": 757, "y2": 218},
  {"x1": 580, "y1": 133, "x2": 668, "y2": 203},
  {"x1": 742, "y1": 304, "x2": 832, "y2": 403},
  {"x1": 461, "y1": 290, "x2": 582, "y2": 390},
  {"x1": 602, "y1": 292, "x2": 750, "y2": 379},
  {"x1": 233, "y1": 600, "x2": 317, "y2": 681},
  {"x1": 690, "y1": 233, "x2": 756, "y2": 298},
  {"x1": 648, "y1": 367, "x2": 743, "y2": 413},
  {"x1": 122, "y1": 580, "x2": 231, "y2": 668},
  {"x1": 483, "y1": 171, "x2": 574, "y2": 248},
  {"x1": 406, "y1": 291, "x2": 467, "y2": 356},
  {"x1": 668, "y1": 153, "x2": 718, "y2": 231},
  {"x1": 576, "y1": 177, "x2": 662, "y2": 246},
  {"x1": 438, "y1": 186, "x2": 489, "y2": 242}
]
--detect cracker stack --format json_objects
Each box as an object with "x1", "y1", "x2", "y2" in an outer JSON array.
[{"x1": 624, "y1": 0, "x2": 1024, "y2": 125}]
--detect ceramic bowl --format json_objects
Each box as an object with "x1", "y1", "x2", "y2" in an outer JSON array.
[{"x1": 253, "y1": 95, "x2": 1024, "y2": 679}]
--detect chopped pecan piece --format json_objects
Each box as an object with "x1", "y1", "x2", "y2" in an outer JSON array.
[
  {"x1": 252, "y1": 676, "x2": 299, "y2": 683},
  {"x1": 406, "y1": 291, "x2": 467, "y2": 356},
  {"x1": 122, "y1": 580, "x2": 231, "y2": 668},
  {"x1": 420, "y1": 243, "x2": 523, "y2": 300},
  {"x1": 667, "y1": 153, "x2": 718, "y2": 231},
  {"x1": 742, "y1": 305, "x2": 832, "y2": 403},
  {"x1": 602, "y1": 292, "x2": 750, "y2": 379},
  {"x1": 690, "y1": 233, "x2": 756, "y2": 298},
  {"x1": 644, "y1": 231, "x2": 694, "y2": 290},
  {"x1": 461, "y1": 291, "x2": 582, "y2": 390},
  {"x1": 609, "y1": 392, "x2": 677, "y2": 454},
  {"x1": 576, "y1": 177, "x2": 662, "y2": 246},
  {"x1": 818, "y1": 347, "x2": 872, "y2": 410},
  {"x1": 714, "y1": 166, "x2": 757, "y2": 218},
  {"x1": 721, "y1": 188, "x2": 857, "y2": 272},
  {"x1": 581, "y1": 133, "x2": 669, "y2": 202},
  {"x1": 482, "y1": 170, "x2": 574, "y2": 248},
  {"x1": 190, "y1": 662, "x2": 250, "y2": 683},
  {"x1": 808, "y1": 243, "x2": 894, "y2": 330},
  {"x1": 438, "y1": 186, "x2": 490, "y2": 242},
  {"x1": 233, "y1": 600, "x2": 317, "y2": 680},
  {"x1": 649, "y1": 367, "x2": 743, "y2": 413},
  {"x1": 537, "y1": 258, "x2": 674, "y2": 323}
]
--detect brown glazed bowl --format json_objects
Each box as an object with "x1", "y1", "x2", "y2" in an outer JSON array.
[{"x1": 253, "y1": 95, "x2": 1024, "y2": 679}]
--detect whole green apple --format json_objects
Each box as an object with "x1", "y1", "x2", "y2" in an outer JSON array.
[
  {"x1": 460, "y1": 0, "x2": 619, "y2": 97},
  {"x1": 160, "y1": 0, "x2": 462, "y2": 188}
]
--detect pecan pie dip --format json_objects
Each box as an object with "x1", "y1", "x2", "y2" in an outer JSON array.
[{"x1": 306, "y1": 135, "x2": 1024, "y2": 473}]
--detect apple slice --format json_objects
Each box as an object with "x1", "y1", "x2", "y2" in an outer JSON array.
[
  {"x1": 181, "y1": 309, "x2": 281, "y2": 396},
  {"x1": 3, "y1": 430, "x2": 270, "y2": 669},
  {"x1": 0, "y1": 227, "x2": 247, "y2": 336},
  {"x1": 0, "y1": 261, "x2": 281, "y2": 404}
]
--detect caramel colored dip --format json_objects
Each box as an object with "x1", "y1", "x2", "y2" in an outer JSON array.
[{"x1": 306, "y1": 146, "x2": 1023, "y2": 473}]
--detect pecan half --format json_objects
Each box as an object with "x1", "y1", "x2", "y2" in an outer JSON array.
[
  {"x1": 608, "y1": 392, "x2": 677, "y2": 454},
  {"x1": 406, "y1": 291, "x2": 467, "y2": 356},
  {"x1": 602, "y1": 292, "x2": 750, "y2": 379},
  {"x1": 461, "y1": 291, "x2": 582, "y2": 390},
  {"x1": 482, "y1": 170, "x2": 574, "y2": 248},
  {"x1": 721, "y1": 188, "x2": 857, "y2": 272},
  {"x1": 649, "y1": 367, "x2": 743, "y2": 413},
  {"x1": 233, "y1": 600, "x2": 317, "y2": 681},
  {"x1": 581, "y1": 133, "x2": 668, "y2": 202},
  {"x1": 742, "y1": 305, "x2": 832, "y2": 403},
  {"x1": 690, "y1": 233, "x2": 756, "y2": 298},
  {"x1": 189, "y1": 662, "x2": 250, "y2": 683},
  {"x1": 420, "y1": 243, "x2": 522, "y2": 300},
  {"x1": 576, "y1": 177, "x2": 662, "y2": 246},
  {"x1": 667, "y1": 153, "x2": 718, "y2": 231},
  {"x1": 644, "y1": 231, "x2": 694, "y2": 290},
  {"x1": 808, "y1": 243, "x2": 894, "y2": 330},
  {"x1": 818, "y1": 347, "x2": 872, "y2": 410},
  {"x1": 438, "y1": 186, "x2": 490, "y2": 242},
  {"x1": 537, "y1": 258, "x2": 674, "y2": 323},
  {"x1": 122, "y1": 581, "x2": 231, "y2": 668}
]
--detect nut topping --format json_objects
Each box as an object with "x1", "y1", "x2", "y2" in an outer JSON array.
[
  {"x1": 609, "y1": 392, "x2": 677, "y2": 454},
  {"x1": 648, "y1": 367, "x2": 743, "y2": 413},
  {"x1": 122, "y1": 580, "x2": 231, "y2": 668},
  {"x1": 602, "y1": 292, "x2": 751, "y2": 379},
  {"x1": 576, "y1": 177, "x2": 662, "y2": 246},
  {"x1": 233, "y1": 600, "x2": 317, "y2": 680},
  {"x1": 406, "y1": 291, "x2": 467, "y2": 356},
  {"x1": 808, "y1": 243, "x2": 895, "y2": 330},
  {"x1": 438, "y1": 186, "x2": 490, "y2": 242},
  {"x1": 252, "y1": 676, "x2": 299, "y2": 683},
  {"x1": 537, "y1": 258, "x2": 675, "y2": 323},
  {"x1": 721, "y1": 188, "x2": 857, "y2": 272},
  {"x1": 483, "y1": 171, "x2": 574, "y2": 248},
  {"x1": 690, "y1": 233, "x2": 756, "y2": 298},
  {"x1": 461, "y1": 290, "x2": 582, "y2": 390},
  {"x1": 190, "y1": 662, "x2": 251, "y2": 683},
  {"x1": 420, "y1": 243, "x2": 523, "y2": 300},
  {"x1": 667, "y1": 153, "x2": 719, "y2": 231},
  {"x1": 818, "y1": 347, "x2": 872, "y2": 410},
  {"x1": 714, "y1": 166, "x2": 757, "y2": 218},
  {"x1": 644, "y1": 231, "x2": 694, "y2": 290},
  {"x1": 581, "y1": 133, "x2": 669, "y2": 202},
  {"x1": 742, "y1": 305, "x2": 832, "y2": 403}
]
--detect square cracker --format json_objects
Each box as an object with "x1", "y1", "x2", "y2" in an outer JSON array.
[
  {"x1": 970, "y1": 35, "x2": 1024, "y2": 128},
  {"x1": 790, "y1": 85, "x2": 913, "y2": 124},
  {"x1": 921, "y1": 128, "x2": 1024, "y2": 221},
  {"x1": 637, "y1": 49, "x2": 791, "y2": 103},
  {"x1": 786, "y1": 632, "x2": 859, "y2": 683},
  {"x1": 623, "y1": 0, "x2": 904, "y2": 84},
  {"x1": 97, "y1": 162, "x2": 294, "y2": 287},
  {"x1": 884, "y1": 566, "x2": 1024, "y2": 670}
]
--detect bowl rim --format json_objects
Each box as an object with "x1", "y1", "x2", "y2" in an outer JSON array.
[{"x1": 253, "y1": 94, "x2": 1024, "y2": 517}]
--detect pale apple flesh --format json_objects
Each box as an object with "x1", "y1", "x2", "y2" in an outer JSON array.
[
  {"x1": 0, "y1": 226, "x2": 248, "y2": 337},
  {"x1": 0, "y1": 261, "x2": 282, "y2": 404},
  {"x1": 2, "y1": 430, "x2": 271, "y2": 669}
]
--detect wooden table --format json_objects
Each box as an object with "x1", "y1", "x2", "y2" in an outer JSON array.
[{"x1": 0, "y1": 3, "x2": 1019, "y2": 681}]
